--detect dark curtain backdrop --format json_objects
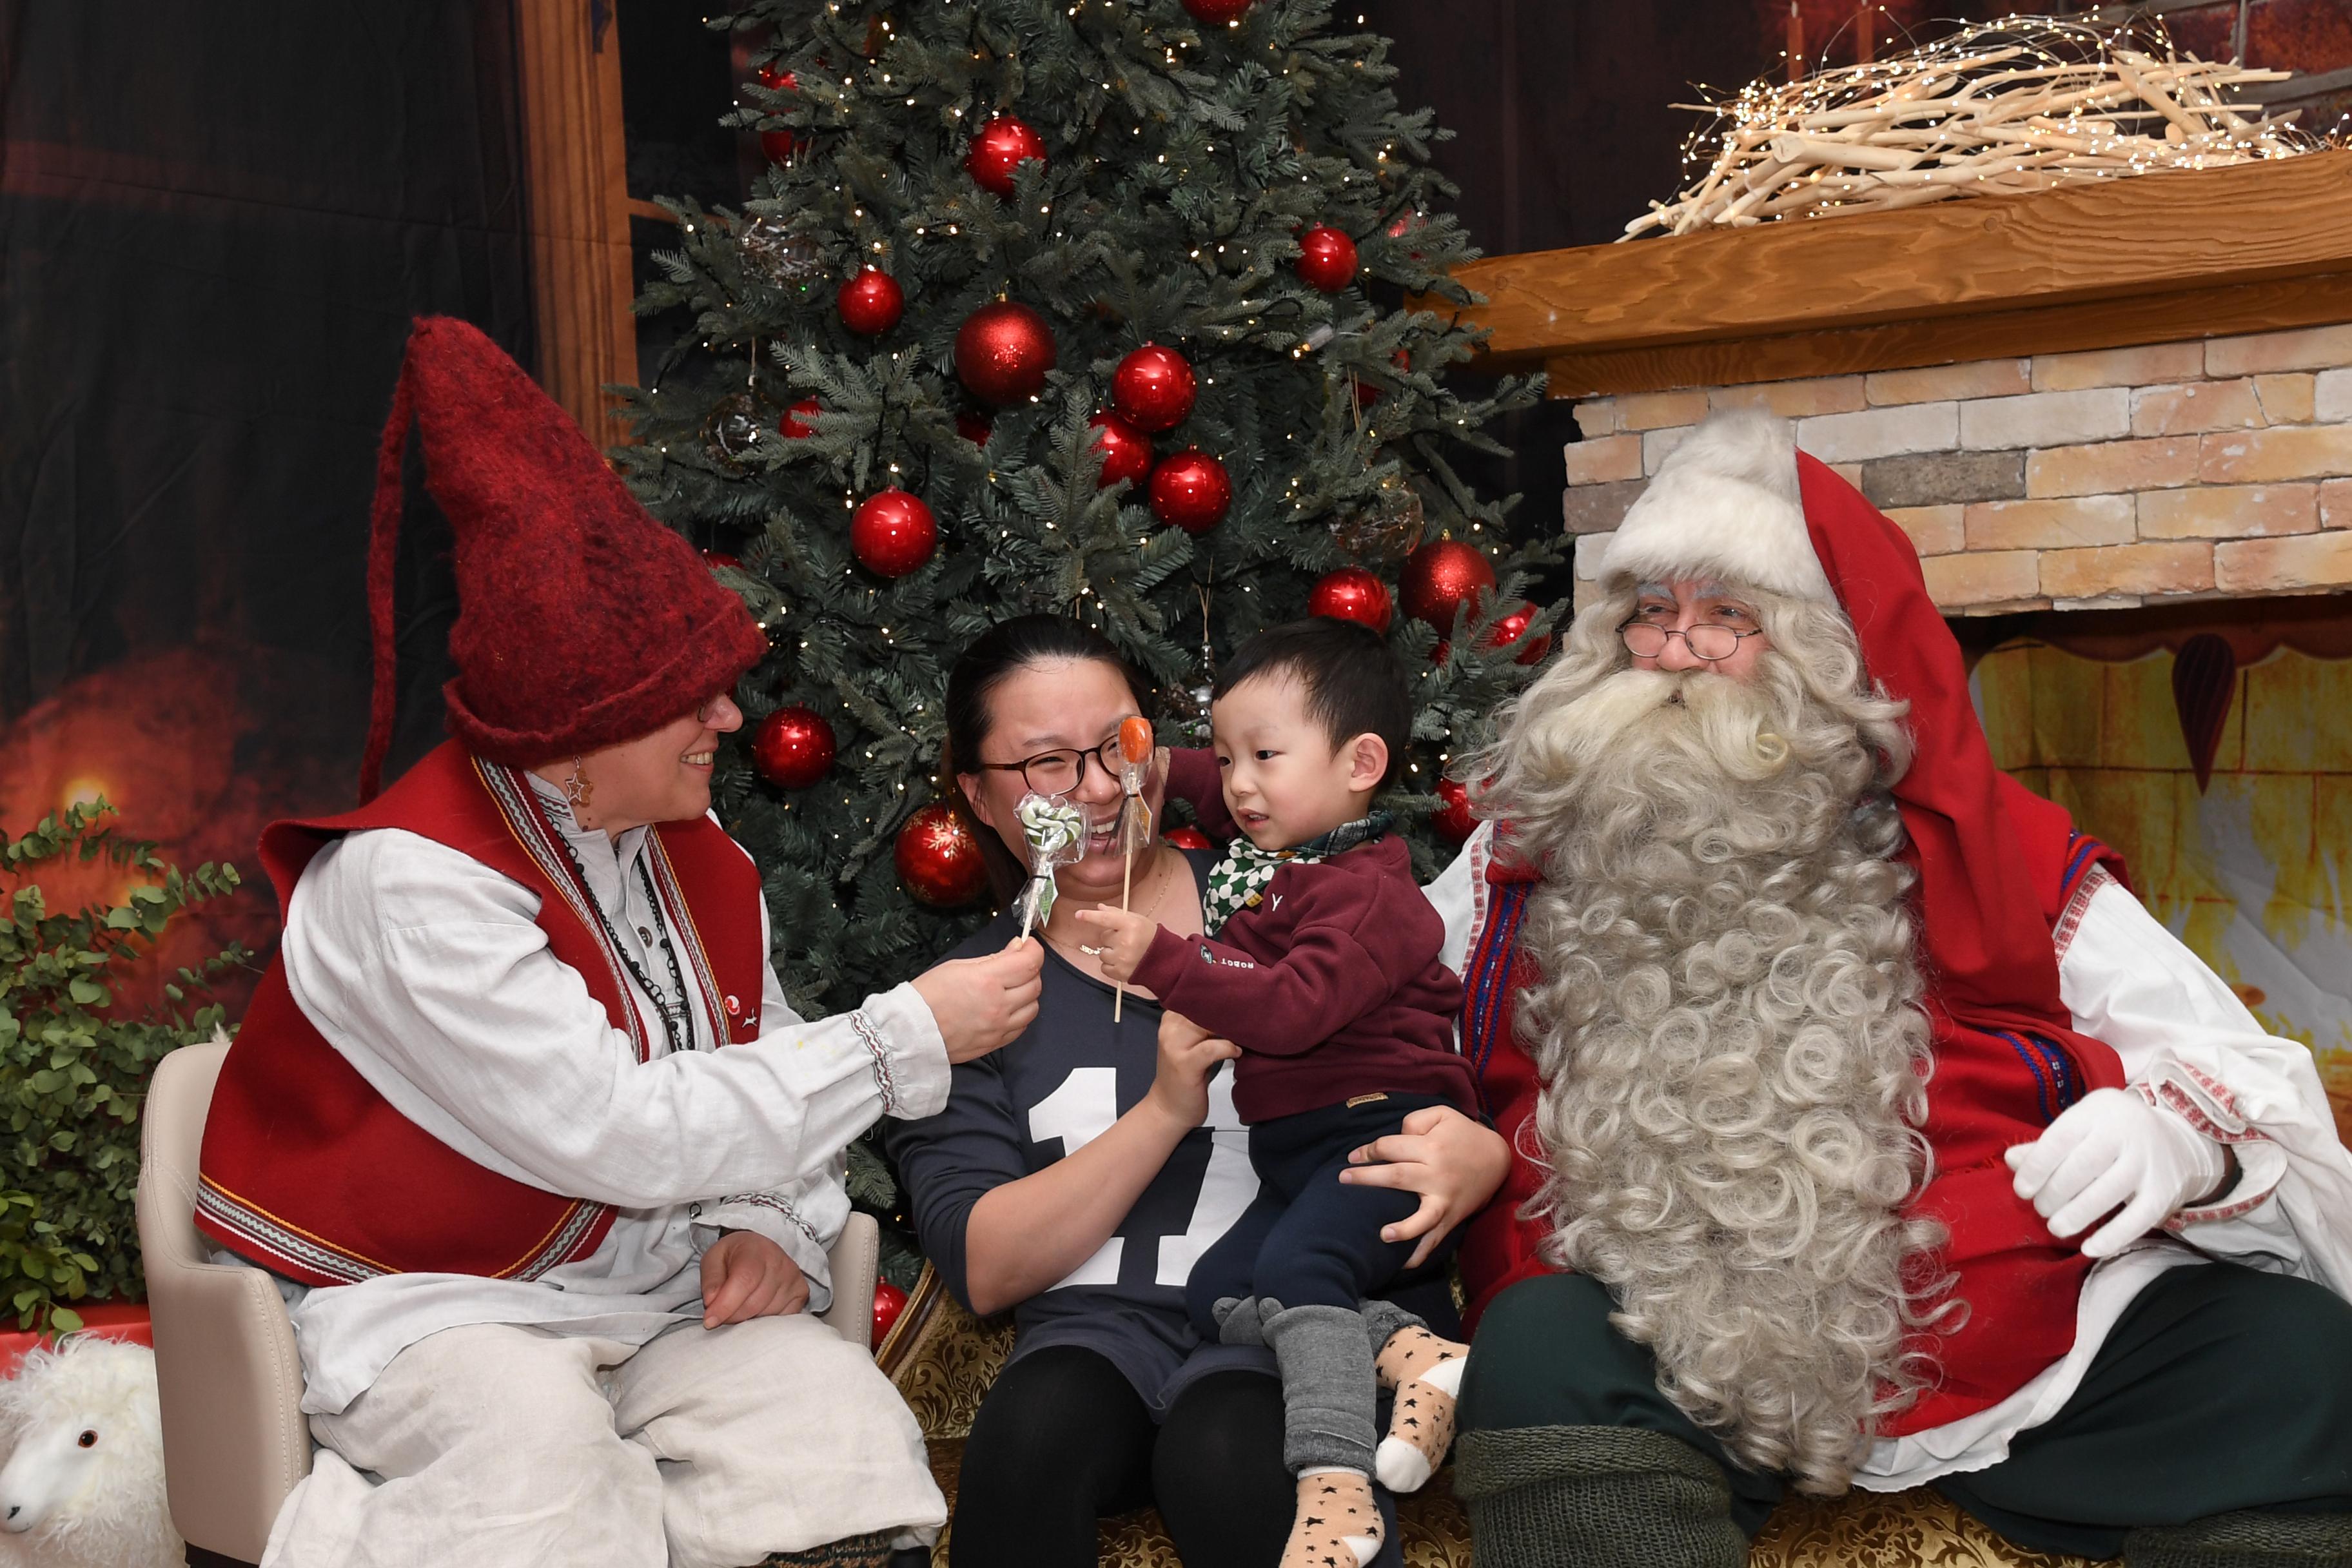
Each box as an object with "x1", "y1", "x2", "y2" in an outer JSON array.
[{"x1": 0, "y1": 1, "x2": 532, "y2": 981}]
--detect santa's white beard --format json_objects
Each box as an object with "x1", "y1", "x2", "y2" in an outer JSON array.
[{"x1": 1508, "y1": 660, "x2": 1944, "y2": 1495}]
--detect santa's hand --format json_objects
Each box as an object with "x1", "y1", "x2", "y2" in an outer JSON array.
[
  {"x1": 2004, "y1": 1087, "x2": 2227, "y2": 1259},
  {"x1": 700, "y1": 1230, "x2": 810, "y2": 1327},
  {"x1": 1072, "y1": 905, "x2": 1157, "y2": 983}
]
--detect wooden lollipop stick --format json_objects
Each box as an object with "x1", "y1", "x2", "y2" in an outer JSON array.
[{"x1": 1114, "y1": 845, "x2": 1133, "y2": 1022}]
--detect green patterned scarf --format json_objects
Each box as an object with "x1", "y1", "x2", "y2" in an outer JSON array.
[{"x1": 1199, "y1": 812, "x2": 1391, "y2": 936}]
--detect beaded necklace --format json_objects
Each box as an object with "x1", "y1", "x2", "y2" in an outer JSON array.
[{"x1": 557, "y1": 836, "x2": 697, "y2": 1057}]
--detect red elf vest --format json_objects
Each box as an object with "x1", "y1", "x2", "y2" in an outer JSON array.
[{"x1": 195, "y1": 741, "x2": 767, "y2": 1288}]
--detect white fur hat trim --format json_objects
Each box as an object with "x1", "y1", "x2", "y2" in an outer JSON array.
[{"x1": 1594, "y1": 409, "x2": 1834, "y2": 602}]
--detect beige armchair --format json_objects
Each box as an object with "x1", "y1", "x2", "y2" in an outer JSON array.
[{"x1": 136, "y1": 1039, "x2": 884, "y2": 1567}]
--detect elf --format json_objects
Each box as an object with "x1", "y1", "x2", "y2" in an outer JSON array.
[
  {"x1": 197, "y1": 317, "x2": 1043, "y2": 1568},
  {"x1": 1074, "y1": 617, "x2": 1478, "y2": 1568}
]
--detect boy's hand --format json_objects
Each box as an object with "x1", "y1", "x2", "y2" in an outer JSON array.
[
  {"x1": 1072, "y1": 905, "x2": 1157, "y2": 983},
  {"x1": 1148, "y1": 1011, "x2": 1240, "y2": 1129},
  {"x1": 700, "y1": 1230, "x2": 810, "y2": 1327}
]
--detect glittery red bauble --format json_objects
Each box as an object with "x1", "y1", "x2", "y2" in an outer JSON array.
[
  {"x1": 1088, "y1": 412, "x2": 1153, "y2": 489},
  {"x1": 1164, "y1": 825, "x2": 1215, "y2": 852},
  {"x1": 1182, "y1": 0, "x2": 1253, "y2": 21},
  {"x1": 836, "y1": 269, "x2": 903, "y2": 335},
  {"x1": 1400, "y1": 538, "x2": 1496, "y2": 631},
  {"x1": 894, "y1": 803, "x2": 989, "y2": 908},
  {"x1": 1432, "y1": 778, "x2": 1475, "y2": 845},
  {"x1": 872, "y1": 1279, "x2": 910, "y2": 1342},
  {"x1": 1148, "y1": 450, "x2": 1231, "y2": 534},
  {"x1": 965, "y1": 115, "x2": 1048, "y2": 197},
  {"x1": 954, "y1": 301, "x2": 1057, "y2": 407},
  {"x1": 1488, "y1": 601, "x2": 1553, "y2": 665},
  {"x1": 701, "y1": 549, "x2": 742, "y2": 571},
  {"x1": 1307, "y1": 567, "x2": 1393, "y2": 635},
  {"x1": 778, "y1": 399, "x2": 822, "y2": 439},
  {"x1": 957, "y1": 409, "x2": 994, "y2": 446},
  {"x1": 1113, "y1": 344, "x2": 1196, "y2": 433},
  {"x1": 850, "y1": 489, "x2": 938, "y2": 578},
  {"x1": 1295, "y1": 226, "x2": 1360, "y2": 293},
  {"x1": 752, "y1": 707, "x2": 835, "y2": 790}
]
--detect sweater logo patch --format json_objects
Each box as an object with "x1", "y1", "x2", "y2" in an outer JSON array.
[{"x1": 1197, "y1": 944, "x2": 1255, "y2": 969}]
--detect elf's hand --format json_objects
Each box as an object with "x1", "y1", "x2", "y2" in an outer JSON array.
[
  {"x1": 2005, "y1": 1087, "x2": 2227, "y2": 1259},
  {"x1": 700, "y1": 1230, "x2": 810, "y2": 1327},
  {"x1": 1072, "y1": 905, "x2": 1158, "y2": 983}
]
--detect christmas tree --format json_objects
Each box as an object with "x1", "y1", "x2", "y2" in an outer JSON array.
[{"x1": 620, "y1": 0, "x2": 1554, "y2": 1022}]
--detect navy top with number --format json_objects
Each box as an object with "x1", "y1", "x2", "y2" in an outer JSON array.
[{"x1": 885, "y1": 850, "x2": 1277, "y2": 1413}]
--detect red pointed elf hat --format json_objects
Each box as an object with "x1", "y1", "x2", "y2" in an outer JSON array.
[{"x1": 357, "y1": 317, "x2": 768, "y2": 801}]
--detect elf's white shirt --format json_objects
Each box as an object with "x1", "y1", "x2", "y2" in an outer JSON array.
[
  {"x1": 1427, "y1": 821, "x2": 2352, "y2": 1487},
  {"x1": 223, "y1": 774, "x2": 950, "y2": 1416}
]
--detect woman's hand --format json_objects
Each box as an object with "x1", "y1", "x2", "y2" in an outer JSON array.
[
  {"x1": 912, "y1": 937, "x2": 1046, "y2": 1063},
  {"x1": 1072, "y1": 905, "x2": 1157, "y2": 984},
  {"x1": 1340, "y1": 1104, "x2": 1510, "y2": 1269},
  {"x1": 1148, "y1": 1009, "x2": 1239, "y2": 1130},
  {"x1": 699, "y1": 1230, "x2": 810, "y2": 1328}
]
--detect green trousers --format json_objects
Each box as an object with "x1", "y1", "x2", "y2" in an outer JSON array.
[{"x1": 1457, "y1": 1262, "x2": 2352, "y2": 1561}]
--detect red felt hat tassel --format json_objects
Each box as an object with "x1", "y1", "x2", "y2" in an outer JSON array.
[{"x1": 357, "y1": 349, "x2": 418, "y2": 804}]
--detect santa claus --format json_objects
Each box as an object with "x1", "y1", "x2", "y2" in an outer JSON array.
[{"x1": 1427, "y1": 413, "x2": 2352, "y2": 1567}]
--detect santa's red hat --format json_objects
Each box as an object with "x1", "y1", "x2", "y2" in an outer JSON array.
[{"x1": 358, "y1": 317, "x2": 767, "y2": 801}]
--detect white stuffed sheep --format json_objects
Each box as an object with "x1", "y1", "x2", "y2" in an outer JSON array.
[{"x1": 0, "y1": 1337, "x2": 179, "y2": 1568}]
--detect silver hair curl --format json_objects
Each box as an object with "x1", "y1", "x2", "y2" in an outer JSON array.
[{"x1": 1461, "y1": 581, "x2": 1952, "y2": 1494}]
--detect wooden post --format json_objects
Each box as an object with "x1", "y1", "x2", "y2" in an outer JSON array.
[{"x1": 514, "y1": 0, "x2": 638, "y2": 442}]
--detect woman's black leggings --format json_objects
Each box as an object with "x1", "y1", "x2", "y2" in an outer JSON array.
[{"x1": 947, "y1": 1344, "x2": 1294, "y2": 1568}]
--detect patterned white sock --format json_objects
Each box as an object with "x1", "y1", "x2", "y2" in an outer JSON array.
[{"x1": 1285, "y1": 1467, "x2": 1384, "y2": 1568}]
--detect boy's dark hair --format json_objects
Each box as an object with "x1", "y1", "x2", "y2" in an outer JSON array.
[{"x1": 1213, "y1": 618, "x2": 1413, "y2": 789}]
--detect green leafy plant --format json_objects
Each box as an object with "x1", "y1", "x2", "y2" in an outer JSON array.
[{"x1": 0, "y1": 800, "x2": 246, "y2": 1330}]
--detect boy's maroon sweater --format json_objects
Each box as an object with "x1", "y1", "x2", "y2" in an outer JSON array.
[{"x1": 1138, "y1": 750, "x2": 1474, "y2": 1124}]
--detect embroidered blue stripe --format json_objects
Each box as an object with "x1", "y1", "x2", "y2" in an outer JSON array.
[
  {"x1": 1997, "y1": 1028, "x2": 2084, "y2": 1123},
  {"x1": 2059, "y1": 833, "x2": 2109, "y2": 899},
  {"x1": 1999, "y1": 1030, "x2": 2056, "y2": 1122},
  {"x1": 1464, "y1": 883, "x2": 1529, "y2": 1113}
]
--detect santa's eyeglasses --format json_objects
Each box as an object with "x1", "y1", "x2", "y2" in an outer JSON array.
[{"x1": 1617, "y1": 620, "x2": 1763, "y2": 662}]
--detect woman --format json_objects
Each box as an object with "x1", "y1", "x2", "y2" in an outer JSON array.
[
  {"x1": 887, "y1": 616, "x2": 1511, "y2": 1568},
  {"x1": 199, "y1": 317, "x2": 1043, "y2": 1568}
]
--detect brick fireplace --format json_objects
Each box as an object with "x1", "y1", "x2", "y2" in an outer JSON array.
[{"x1": 1559, "y1": 324, "x2": 2352, "y2": 613}]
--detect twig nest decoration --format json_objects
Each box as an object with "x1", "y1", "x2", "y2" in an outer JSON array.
[{"x1": 1627, "y1": 17, "x2": 2322, "y2": 239}]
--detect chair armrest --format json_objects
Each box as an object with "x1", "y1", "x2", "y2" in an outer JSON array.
[{"x1": 822, "y1": 1211, "x2": 880, "y2": 1353}]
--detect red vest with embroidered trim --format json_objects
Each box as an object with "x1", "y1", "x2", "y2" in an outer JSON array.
[{"x1": 195, "y1": 742, "x2": 767, "y2": 1288}]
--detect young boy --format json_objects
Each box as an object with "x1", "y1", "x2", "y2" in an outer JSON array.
[{"x1": 1075, "y1": 618, "x2": 1478, "y2": 1568}]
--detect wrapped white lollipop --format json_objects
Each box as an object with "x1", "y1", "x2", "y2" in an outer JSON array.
[{"x1": 1014, "y1": 792, "x2": 1086, "y2": 940}]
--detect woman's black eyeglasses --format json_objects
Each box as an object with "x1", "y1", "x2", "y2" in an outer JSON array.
[
  {"x1": 976, "y1": 736, "x2": 1126, "y2": 796},
  {"x1": 1618, "y1": 620, "x2": 1763, "y2": 662}
]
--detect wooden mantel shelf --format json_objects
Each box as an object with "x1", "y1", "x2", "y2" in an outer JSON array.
[{"x1": 1447, "y1": 150, "x2": 2352, "y2": 398}]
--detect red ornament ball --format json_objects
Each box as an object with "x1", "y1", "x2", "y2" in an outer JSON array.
[
  {"x1": 1307, "y1": 567, "x2": 1393, "y2": 635},
  {"x1": 778, "y1": 399, "x2": 822, "y2": 440},
  {"x1": 850, "y1": 489, "x2": 939, "y2": 578},
  {"x1": 1431, "y1": 778, "x2": 1476, "y2": 845},
  {"x1": 752, "y1": 707, "x2": 836, "y2": 790},
  {"x1": 1400, "y1": 538, "x2": 1497, "y2": 631},
  {"x1": 1164, "y1": 825, "x2": 1216, "y2": 852},
  {"x1": 954, "y1": 301, "x2": 1057, "y2": 407},
  {"x1": 1088, "y1": 412, "x2": 1153, "y2": 489},
  {"x1": 756, "y1": 65, "x2": 805, "y2": 162},
  {"x1": 957, "y1": 409, "x2": 994, "y2": 446},
  {"x1": 1182, "y1": 0, "x2": 1253, "y2": 21},
  {"x1": 1488, "y1": 602, "x2": 1553, "y2": 665},
  {"x1": 966, "y1": 115, "x2": 1048, "y2": 197},
  {"x1": 1295, "y1": 226, "x2": 1360, "y2": 293},
  {"x1": 872, "y1": 1279, "x2": 911, "y2": 1342},
  {"x1": 836, "y1": 269, "x2": 903, "y2": 336},
  {"x1": 895, "y1": 803, "x2": 990, "y2": 908},
  {"x1": 1113, "y1": 344, "x2": 1197, "y2": 433},
  {"x1": 701, "y1": 549, "x2": 742, "y2": 571},
  {"x1": 1148, "y1": 450, "x2": 1231, "y2": 534}
]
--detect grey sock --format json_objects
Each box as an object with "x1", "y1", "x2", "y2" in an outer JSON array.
[
  {"x1": 2126, "y1": 1510, "x2": 2352, "y2": 1567},
  {"x1": 1453, "y1": 1424, "x2": 1746, "y2": 1568},
  {"x1": 1261, "y1": 1299, "x2": 1380, "y2": 1475},
  {"x1": 1357, "y1": 1296, "x2": 1423, "y2": 1357},
  {"x1": 1213, "y1": 1294, "x2": 1266, "y2": 1348}
]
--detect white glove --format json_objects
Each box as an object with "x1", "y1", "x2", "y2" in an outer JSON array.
[{"x1": 2004, "y1": 1087, "x2": 2228, "y2": 1259}]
